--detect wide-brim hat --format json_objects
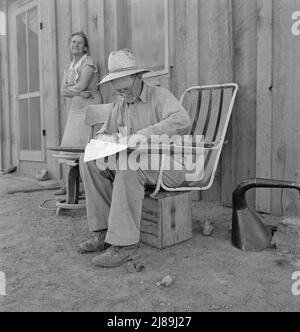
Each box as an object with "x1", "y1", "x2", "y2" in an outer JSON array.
[{"x1": 98, "y1": 49, "x2": 151, "y2": 86}]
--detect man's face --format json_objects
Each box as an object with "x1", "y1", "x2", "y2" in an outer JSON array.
[{"x1": 111, "y1": 75, "x2": 142, "y2": 103}]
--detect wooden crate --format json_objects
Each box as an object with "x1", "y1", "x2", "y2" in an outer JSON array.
[{"x1": 140, "y1": 191, "x2": 192, "y2": 249}]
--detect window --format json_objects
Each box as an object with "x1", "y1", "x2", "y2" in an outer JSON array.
[
  {"x1": 117, "y1": 0, "x2": 169, "y2": 77},
  {"x1": 0, "y1": 11, "x2": 6, "y2": 36}
]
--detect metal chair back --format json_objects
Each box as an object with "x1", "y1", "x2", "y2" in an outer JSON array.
[{"x1": 151, "y1": 83, "x2": 238, "y2": 196}]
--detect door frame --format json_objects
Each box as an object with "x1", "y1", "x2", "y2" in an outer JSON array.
[{"x1": 11, "y1": 0, "x2": 45, "y2": 162}]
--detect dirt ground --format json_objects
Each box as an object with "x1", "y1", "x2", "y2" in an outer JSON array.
[{"x1": 0, "y1": 174, "x2": 300, "y2": 312}]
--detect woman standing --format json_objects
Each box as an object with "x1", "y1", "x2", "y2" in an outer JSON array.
[
  {"x1": 55, "y1": 32, "x2": 101, "y2": 195},
  {"x1": 61, "y1": 31, "x2": 101, "y2": 146}
]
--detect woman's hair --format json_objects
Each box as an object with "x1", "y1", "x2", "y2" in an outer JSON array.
[{"x1": 70, "y1": 31, "x2": 89, "y2": 53}]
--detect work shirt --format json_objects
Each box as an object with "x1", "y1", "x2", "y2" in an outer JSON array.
[
  {"x1": 95, "y1": 82, "x2": 205, "y2": 182},
  {"x1": 98, "y1": 82, "x2": 192, "y2": 138}
]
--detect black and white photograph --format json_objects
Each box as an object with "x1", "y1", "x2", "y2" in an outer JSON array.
[{"x1": 0, "y1": 0, "x2": 300, "y2": 314}]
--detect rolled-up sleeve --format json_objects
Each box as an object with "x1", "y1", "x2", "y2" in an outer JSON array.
[{"x1": 137, "y1": 88, "x2": 192, "y2": 138}]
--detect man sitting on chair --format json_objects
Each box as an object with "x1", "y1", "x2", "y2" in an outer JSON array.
[{"x1": 79, "y1": 49, "x2": 191, "y2": 268}]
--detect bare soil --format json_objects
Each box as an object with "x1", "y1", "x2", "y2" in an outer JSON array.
[{"x1": 0, "y1": 174, "x2": 300, "y2": 312}]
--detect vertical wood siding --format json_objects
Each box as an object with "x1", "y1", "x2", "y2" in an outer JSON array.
[
  {"x1": 0, "y1": 0, "x2": 12, "y2": 171},
  {"x1": 232, "y1": 0, "x2": 258, "y2": 207},
  {"x1": 272, "y1": 0, "x2": 300, "y2": 216},
  {"x1": 256, "y1": 0, "x2": 273, "y2": 213},
  {"x1": 1, "y1": 0, "x2": 300, "y2": 215}
]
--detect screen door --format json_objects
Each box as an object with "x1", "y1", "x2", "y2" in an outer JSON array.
[{"x1": 14, "y1": 1, "x2": 44, "y2": 161}]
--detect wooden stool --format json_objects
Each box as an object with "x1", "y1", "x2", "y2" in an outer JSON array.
[
  {"x1": 141, "y1": 191, "x2": 192, "y2": 249},
  {"x1": 53, "y1": 157, "x2": 85, "y2": 215}
]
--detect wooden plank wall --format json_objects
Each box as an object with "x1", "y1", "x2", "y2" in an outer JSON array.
[
  {"x1": 52, "y1": 0, "x2": 230, "y2": 201},
  {"x1": 56, "y1": 0, "x2": 72, "y2": 134},
  {"x1": 255, "y1": 0, "x2": 300, "y2": 217},
  {"x1": 0, "y1": 0, "x2": 11, "y2": 171},
  {"x1": 2, "y1": 0, "x2": 300, "y2": 215},
  {"x1": 232, "y1": 0, "x2": 258, "y2": 207},
  {"x1": 256, "y1": 0, "x2": 273, "y2": 213},
  {"x1": 0, "y1": 0, "x2": 4, "y2": 170},
  {"x1": 39, "y1": 0, "x2": 61, "y2": 179},
  {"x1": 0, "y1": 37, "x2": 3, "y2": 170},
  {"x1": 170, "y1": 0, "x2": 234, "y2": 203},
  {"x1": 0, "y1": 16, "x2": 4, "y2": 171},
  {"x1": 272, "y1": 0, "x2": 300, "y2": 217},
  {"x1": 0, "y1": 0, "x2": 251, "y2": 205}
]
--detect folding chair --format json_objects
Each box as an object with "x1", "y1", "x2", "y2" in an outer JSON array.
[{"x1": 151, "y1": 83, "x2": 239, "y2": 196}]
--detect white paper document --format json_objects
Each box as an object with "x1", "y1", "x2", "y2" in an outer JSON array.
[{"x1": 84, "y1": 139, "x2": 128, "y2": 162}]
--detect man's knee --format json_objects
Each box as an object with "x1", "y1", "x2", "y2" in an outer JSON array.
[{"x1": 115, "y1": 170, "x2": 146, "y2": 186}]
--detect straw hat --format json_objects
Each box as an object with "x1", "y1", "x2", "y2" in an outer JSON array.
[{"x1": 98, "y1": 49, "x2": 150, "y2": 85}]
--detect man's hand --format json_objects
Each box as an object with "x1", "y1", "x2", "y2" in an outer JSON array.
[
  {"x1": 95, "y1": 134, "x2": 118, "y2": 143},
  {"x1": 94, "y1": 133, "x2": 147, "y2": 149},
  {"x1": 81, "y1": 91, "x2": 92, "y2": 99}
]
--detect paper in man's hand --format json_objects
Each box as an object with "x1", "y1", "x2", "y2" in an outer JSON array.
[{"x1": 84, "y1": 139, "x2": 128, "y2": 163}]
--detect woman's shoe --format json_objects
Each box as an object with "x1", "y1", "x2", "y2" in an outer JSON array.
[{"x1": 54, "y1": 185, "x2": 67, "y2": 196}]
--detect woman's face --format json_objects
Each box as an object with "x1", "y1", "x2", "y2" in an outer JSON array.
[{"x1": 70, "y1": 35, "x2": 87, "y2": 57}]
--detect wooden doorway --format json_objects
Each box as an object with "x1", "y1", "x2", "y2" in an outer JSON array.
[{"x1": 12, "y1": 0, "x2": 45, "y2": 162}]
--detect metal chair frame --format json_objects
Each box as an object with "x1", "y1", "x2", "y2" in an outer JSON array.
[{"x1": 150, "y1": 83, "x2": 239, "y2": 197}]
